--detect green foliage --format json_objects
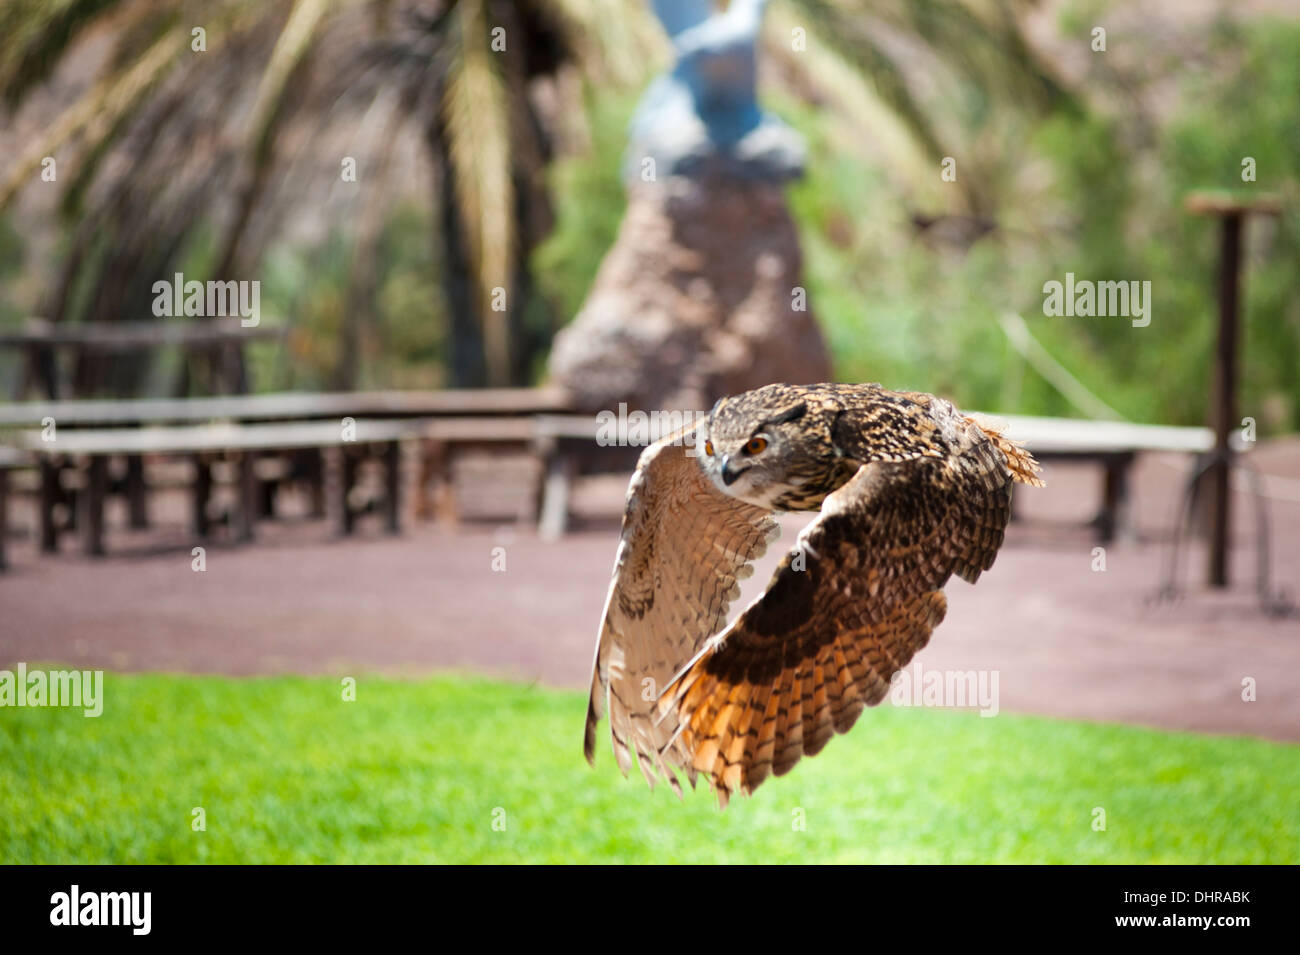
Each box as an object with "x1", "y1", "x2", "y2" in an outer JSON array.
[
  {"x1": 0, "y1": 214, "x2": 24, "y2": 328},
  {"x1": 374, "y1": 205, "x2": 446, "y2": 389},
  {"x1": 1, "y1": 673, "x2": 1297, "y2": 863},
  {"x1": 0, "y1": 214, "x2": 25, "y2": 386},
  {"x1": 1159, "y1": 19, "x2": 1300, "y2": 433},
  {"x1": 1028, "y1": 16, "x2": 1300, "y2": 432},
  {"x1": 531, "y1": 90, "x2": 635, "y2": 326},
  {"x1": 258, "y1": 232, "x2": 351, "y2": 391},
  {"x1": 254, "y1": 203, "x2": 445, "y2": 391}
]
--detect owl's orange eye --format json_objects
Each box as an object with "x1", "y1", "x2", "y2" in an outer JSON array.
[
  {"x1": 745, "y1": 437, "x2": 768, "y2": 455},
  {"x1": 704, "y1": 440, "x2": 714, "y2": 456}
]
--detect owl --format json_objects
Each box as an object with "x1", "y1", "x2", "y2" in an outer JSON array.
[{"x1": 583, "y1": 382, "x2": 1044, "y2": 806}]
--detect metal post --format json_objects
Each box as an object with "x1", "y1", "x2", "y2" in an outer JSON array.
[{"x1": 1208, "y1": 212, "x2": 1242, "y2": 588}]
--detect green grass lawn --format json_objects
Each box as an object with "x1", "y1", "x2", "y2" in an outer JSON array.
[{"x1": 1, "y1": 673, "x2": 1296, "y2": 863}]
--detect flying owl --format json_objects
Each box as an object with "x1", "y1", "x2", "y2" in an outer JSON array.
[{"x1": 583, "y1": 382, "x2": 1044, "y2": 807}]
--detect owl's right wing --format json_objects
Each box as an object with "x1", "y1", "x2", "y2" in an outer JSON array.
[
  {"x1": 654, "y1": 410, "x2": 1038, "y2": 807},
  {"x1": 583, "y1": 425, "x2": 779, "y2": 793}
]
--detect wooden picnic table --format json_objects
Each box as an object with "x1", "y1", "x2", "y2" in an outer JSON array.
[
  {"x1": 0, "y1": 388, "x2": 573, "y2": 544},
  {"x1": 0, "y1": 386, "x2": 571, "y2": 428},
  {"x1": 0, "y1": 409, "x2": 573, "y2": 560},
  {"x1": 10, "y1": 418, "x2": 431, "y2": 556},
  {"x1": 976, "y1": 414, "x2": 1213, "y2": 455},
  {"x1": 970, "y1": 413, "x2": 1221, "y2": 542}
]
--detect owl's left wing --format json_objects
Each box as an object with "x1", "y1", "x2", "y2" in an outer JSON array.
[
  {"x1": 583, "y1": 426, "x2": 779, "y2": 793},
  {"x1": 656, "y1": 422, "x2": 1021, "y2": 806}
]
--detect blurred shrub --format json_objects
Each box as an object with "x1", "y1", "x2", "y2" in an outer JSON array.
[{"x1": 532, "y1": 91, "x2": 633, "y2": 326}]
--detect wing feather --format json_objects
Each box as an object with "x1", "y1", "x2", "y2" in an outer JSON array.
[{"x1": 583, "y1": 425, "x2": 779, "y2": 788}]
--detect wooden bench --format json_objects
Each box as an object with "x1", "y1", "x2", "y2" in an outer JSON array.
[
  {"x1": 419, "y1": 417, "x2": 546, "y2": 524},
  {"x1": 8, "y1": 419, "x2": 430, "y2": 557},
  {"x1": 1, "y1": 317, "x2": 286, "y2": 400},
  {"x1": 530, "y1": 412, "x2": 1220, "y2": 542},
  {"x1": 532, "y1": 414, "x2": 642, "y2": 539}
]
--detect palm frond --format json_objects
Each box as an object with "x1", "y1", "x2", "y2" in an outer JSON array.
[
  {"x1": 548, "y1": 0, "x2": 667, "y2": 87},
  {"x1": 245, "y1": 0, "x2": 336, "y2": 163},
  {"x1": 209, "y1": 0, "x2": 341, "y2": 282},
  {"x1": 839, "y1": 0, "x2": 1071, "y2": 109},
  {"x1": 765, "y1": 4, "x2": 937, "y2": 199},
  {"x1": 882, "y1": 0, "x2": 1073, "y2": 111},
  {"x1": 788, "y1": 0, "x2": 949, "y2": 162},
  {"x1": 0, "y1": 0, "x2": 127, "y2": 107},
  {"x1": 442, "y1": 0, "x2": 514, "y2": 386},
  {"x1": 0, "y1": 28, "x2": 185, "y2": 209}
]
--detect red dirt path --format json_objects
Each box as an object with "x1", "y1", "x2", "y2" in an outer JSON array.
[{"x1": 1, "y1": 444, "x2": 1297, "y2": 741}]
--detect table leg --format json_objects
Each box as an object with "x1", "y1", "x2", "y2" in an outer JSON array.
[
  {"x1": 37, "y1": 344, "x2": 59, "y2": 399},
  {"x1": 193, "y1": 454, "x2": 212, "y2": 538},
  {"x1": 383, "y1": 441, "x2": 401, "y2": 534},
  {"x1": 338, "y1": 448, "x2": 358, "y2": 536},
  {"x1": 126, "y1": 454, "x2": 148, "y2": 529},
  {"x1": 236, "y1": 452, "x2": 257, "y2": 542},
  {"x1": 422, "y1": 440, "x2": 457, "y2": 527},
  {"x1": 539, "y1": 450, "x2": 576, "y2": 541},
  {"x1": 1097, "y1": 453, "x2": 1134, "y2": 544},
  {"x1": 308, "y1": 448, "x2": 326, "y2": 519},
  {"x1": 39, "y1": 458, "x2": 59, "y2": 553},
  {"x1": 81, "y1": 456, "x2": 107, "y2": 557},
  {"x1": 259, "y1": 466, "x2": 277, "y2": 519}
]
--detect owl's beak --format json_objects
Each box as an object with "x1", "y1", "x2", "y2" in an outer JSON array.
[{"x1": 720, "y1": 456, "x2": 742, "y2": 486}]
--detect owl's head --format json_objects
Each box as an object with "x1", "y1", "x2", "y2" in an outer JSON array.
[{"x1": 697, "y1": 385, "x2": 830, "y2": 510}]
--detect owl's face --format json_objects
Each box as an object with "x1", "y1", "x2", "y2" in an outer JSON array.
[{"x1": 697, "y1": 388, "x2": 832, "y2": 511}]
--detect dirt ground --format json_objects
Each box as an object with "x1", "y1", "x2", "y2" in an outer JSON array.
[{"x1": 1, "y1": 440, "x2": 1297, "y2": 742}]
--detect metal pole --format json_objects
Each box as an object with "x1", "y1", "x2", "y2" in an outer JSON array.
[{"x1": 1208, "y1": 213, "x2": 1242, "y2": 588}]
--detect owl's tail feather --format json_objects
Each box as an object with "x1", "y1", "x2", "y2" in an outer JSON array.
[{"x1": 979, "y1": 425, "x2": 1046, "y2": 487}]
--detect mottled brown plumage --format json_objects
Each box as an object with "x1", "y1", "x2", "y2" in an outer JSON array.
[{"x1": 583, "y1": 382, "x2": 1044, "y2": 806}]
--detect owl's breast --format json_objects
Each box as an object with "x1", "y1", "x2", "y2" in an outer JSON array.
[{"x1": 771, "y1": 458, "x2": 859, "y2": 512}]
